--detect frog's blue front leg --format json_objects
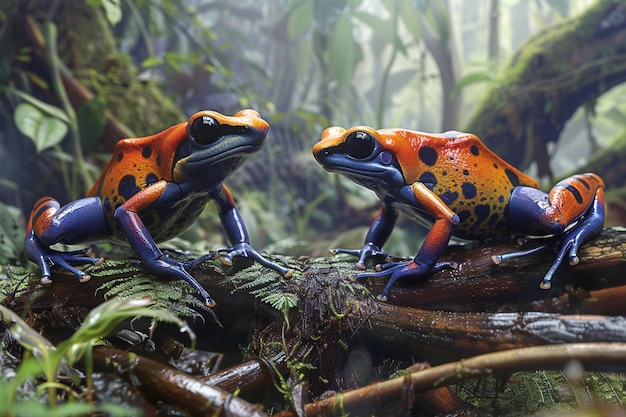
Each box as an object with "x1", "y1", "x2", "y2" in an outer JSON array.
[
  {"x1": 213, "y1": 185, "x2": 293, "y2": 278},
  {"x1": 352, "y1": 183, "x2": 458, "y2": 302},
  {"x1": 331, "y1": 201, "x2": 399, "y2": 269},
  {"x1": 25, "y1": 196, "x2": 109, "y2": 284},
  {"x1": 114, "y1": 180, "x2": 216, "y2": 306}
]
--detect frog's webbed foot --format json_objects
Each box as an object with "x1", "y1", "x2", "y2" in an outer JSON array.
[
  {"x1": 25, "y1": 234, "x2": 103, "y2": 284},
  {"x1": 349, "y1": 260, "x2": 455, "y2": 302},
  {"x1": 218, "y1": 243, "x2": 293, "y2": 279},
  {"x1": 491, "y1": 215, "x2": 603, "y2": 289},
  {"x1": 330, "y1": 242, "x2": 396, "y2": 270},
  {"x1": 145, "y1": 253, "x2": 217, "y2": 307}
]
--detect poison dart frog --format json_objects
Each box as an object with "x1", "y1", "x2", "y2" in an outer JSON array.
[
  {"x1": 313, "y1": 126, "x2": 605, "y2": 302},
  {"x1": 25, "y1": 109, "x2": 292, "y2": 307}
]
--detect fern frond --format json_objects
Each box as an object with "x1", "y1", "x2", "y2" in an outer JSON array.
[{"x1": 97, "y1": 275, "x2": 210, "y2": 322}]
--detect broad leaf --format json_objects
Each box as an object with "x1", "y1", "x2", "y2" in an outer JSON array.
[
  {"x1": 14, "y1": 102, "x2": 68, "y2": 153},
  {"x1": 287, "y1": 0, "x2": 313, "y2": 40},
  {"x1": 95, "y1": 0, "x2": 122, "y2": 25},
  {"x1": 0, "y1": 202, "x2": 24, "y2": 263},
  {"x1": 329, "y1": 15, "x2": 360, "y2": 89}
]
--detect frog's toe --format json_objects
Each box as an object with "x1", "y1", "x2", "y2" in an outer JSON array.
[
  {"x1": 491, "y1": 242, "x2": 553, "y2": 265},
  {"x1": 182, "y1": 253, "x2": 216, "y2": 269},
  {"x1": 376, "y1": 293, "x2": 389, "y2": 303},
  {"x1": 354, "y1": 262, "x2": 367, "y2": 271},
  {"x1": 41, "y1": 275, "x2": 52, "y2": 285},
  {"x1": 78, "y1": 274, "x2": 91, "y2": 283},
  {"x1": 219, "y1": 256, "x2": 233, "y2": 267},
  {"x1": 374, "y1": 261, "x2": 404, "y2": 272},
  {"x1": 329, "y1": 248, "x2": 359, "y2": 257}
]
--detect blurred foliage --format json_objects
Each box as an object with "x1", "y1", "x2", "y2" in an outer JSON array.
[
  {"x1": 2, "y1": 0, "x2": 626, "y2": 264},
  {"x1": 456, "y1": 371, "x2": 626, "y2": 416}
]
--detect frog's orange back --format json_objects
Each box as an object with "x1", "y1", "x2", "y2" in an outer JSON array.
[
  {"x1": 87, "y1": 123, "x2": 187, "y2": 200},
  {"x1": 378, "y1": 129, "x2": 537, "y2": 239}
]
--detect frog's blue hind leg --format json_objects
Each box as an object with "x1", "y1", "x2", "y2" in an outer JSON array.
[
  {"x1": 496, "y1": 174, "x2": 605, "y2": 289},
  {"x1": 25, "y1": 196, "x2": 109, "y2": 284}
]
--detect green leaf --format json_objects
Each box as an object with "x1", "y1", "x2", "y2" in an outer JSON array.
[
  {"x1": 1, "y1": 86, "x2": 70, "y2": 123},
  {"x1": 65, "y1": 298, "x2": 196, "y2": 359},
  {"x1": 77, "y1": 95, "x2": 107, "y2": 154},
  {"x1": 287, "y1": 0, "x2": 313, "y2": 40},
  {"x1": 14, "y1": 102, "x2": 68, "y2": 153},
  {"x1": 329, "y1": 15, "x2": 360, "y2": 89},
  {"x1": 353, "y1": 11, "x2": 403, "y2": 51},
  {"x1": 261, "y1": 292, "x2": 299, "y2": 312},
  {"x1": 0, "y1": 305, "x2": 56, "y2": 364},
  {"x1": 141, "y1": 56, "x2": 163, "y2": 68},
  {"x1": 450, "y1": 71, "x2": 493, "y2": 99},
  {"x1": 101, "y1": 0, "x2": 122, "y2": 25},
  {"x1": 398, "y1": 0, "x2": 421, "y2": 40},
  {"x1": 0, "y1": 202, "x2": 24, "y2": 263}
]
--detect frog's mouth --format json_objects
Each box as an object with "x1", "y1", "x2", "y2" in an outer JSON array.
[
  {"x1": 315, "y1": 150, "x2": 404, "y2": 188},
  {"x1": 184, "y1": 129, "x2": 265, "y2": 167}
]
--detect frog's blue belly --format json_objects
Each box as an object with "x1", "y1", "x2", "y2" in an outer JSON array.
[
  {"x1": 390, "y1": 197, "x2": 511, "y2": 241},
  {"x1": 110, "y1": 195, "x2": 211, "y2": 245}
]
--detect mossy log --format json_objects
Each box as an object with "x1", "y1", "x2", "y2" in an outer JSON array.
[
  {"x1": 4, "y1": 228, "x2": 626, "y2": 413},
  {"x1": 4, "y1": 228, "x2": 626, "y2": 355},
  {"x1": 465, "y1": 0, "x2": 626, "y2": 179}
]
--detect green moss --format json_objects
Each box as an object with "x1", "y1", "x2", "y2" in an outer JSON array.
[
  {"x1": 57, "y1": 1, "x2": 184, "y2": 138},
  {"x1": 457, "y1": 371, "x2": 626, "y2": 416}
]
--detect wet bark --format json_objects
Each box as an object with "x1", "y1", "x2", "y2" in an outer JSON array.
[{"x1": 5, "y1": 227, "x2": 626, "y2": 414}]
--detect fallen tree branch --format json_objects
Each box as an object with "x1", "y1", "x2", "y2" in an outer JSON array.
[
  {"x1": 275, "y1": 343, "x2": 626, "y2": 417},
  {"x1": 91, "y1": 345, "x2": 268, "y2": 417}
]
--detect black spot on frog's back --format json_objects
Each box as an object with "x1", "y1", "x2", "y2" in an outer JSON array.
[
  {"x1": 419, "y1": 171, "x2": 438, "y2": 189},
  {"x1": 118, "y1": 175, "x2": 141, "y2": 200},
  {"x1": 471, "y1": 204, "x2": 490, "y2": 231},
  {"x1": 461, "y1": 182, "x2": 477, "y2": 199},
  {"x1": 146, "y1": 173, "x2": 159, "y2": 186},
  {"x1": 505, "y1": 168, "x2": 520, "y2": 187},
  {"x1": 418, "y1": 146, "x2": 438, "y2": 166}
]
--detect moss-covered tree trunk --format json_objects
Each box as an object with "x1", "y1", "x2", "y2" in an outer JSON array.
[{"x1": 465, "y1": 0, "x2": 626, "y2": 180}]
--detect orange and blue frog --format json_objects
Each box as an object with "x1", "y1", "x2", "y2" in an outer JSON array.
[
  {"x1": 312, "y1": 126, "x2": 605, "y2": 302},
  {"x1": 24, "y1": 109, "x2": 292, "y2": 307},
  {"x1": 24, "y1": 110, "x2": 606, "y2": 306}
]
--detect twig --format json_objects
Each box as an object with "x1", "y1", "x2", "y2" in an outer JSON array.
[
  {"x1": 91, "y1": 345, "x2": 268, "y2": 417},
  {"x1": 275, "y1": 343, "x2": 626, "y2": 417}
]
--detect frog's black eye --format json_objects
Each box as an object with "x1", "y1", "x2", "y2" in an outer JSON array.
[
  {"x1": 190, "y1": 115, "x2": 221, "y2": 145},
  {"x1": 345, "y1": 131, "x2": 375, "y2": 159}
]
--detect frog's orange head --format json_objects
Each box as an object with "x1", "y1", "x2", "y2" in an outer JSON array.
[
  {"x1": 173, "y1": 109, "x2": 269, "y2": 182},
  {"x1": 312, "y1": 126, "x2": 406, "y2": 190}
]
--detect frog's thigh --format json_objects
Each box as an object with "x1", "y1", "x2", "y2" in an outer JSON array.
[
  {"x1": 37, "y1": 196, "x2": 110, "y2": 245},
  {"x1": 507, "y1": 174, "x2": 602, "y2": 235}
]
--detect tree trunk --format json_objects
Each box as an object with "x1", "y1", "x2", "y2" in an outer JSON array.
[{"x1": 465, "y1": 0, "x2": 626, "y2": 179}]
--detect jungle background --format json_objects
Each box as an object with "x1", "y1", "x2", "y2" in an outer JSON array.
[{"x1": 2, "y1": 0, "x2": 626, "y2": 416}]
